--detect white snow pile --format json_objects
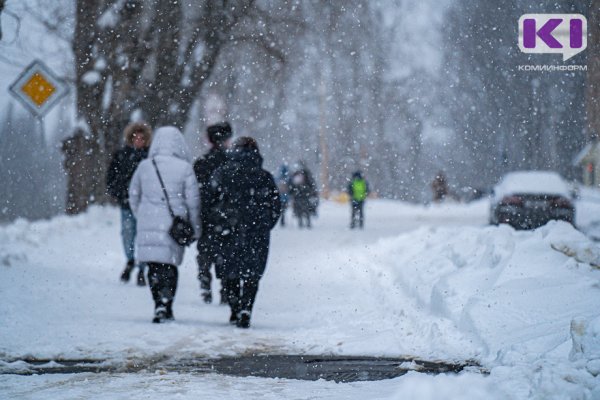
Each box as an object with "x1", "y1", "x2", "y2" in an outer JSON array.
[
  {"x1": 1, "y1": 201, "x2": 600, "y2": 399},
  {"x1": 368, "y1": 221, "x2": 600, "y2": 397}
]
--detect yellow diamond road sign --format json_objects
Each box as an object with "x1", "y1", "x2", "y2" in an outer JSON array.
[
  {"x1": 9, "y1": 60, "x2": 68, "y2": 117},
  {"x1": 22, "y1": 73, "x2": 57, "y2": 106}
]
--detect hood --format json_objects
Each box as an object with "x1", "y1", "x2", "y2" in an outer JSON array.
[
  {"x1": 229, "y1": 147, "x2": 263, "y2": 169},
  {"x1": 148, "y1": 126, "x2": 191, "y2": 162}
]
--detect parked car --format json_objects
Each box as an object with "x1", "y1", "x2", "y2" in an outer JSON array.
[{"x1": 490, "y1": 171, "x2": 575, "y2": 230}]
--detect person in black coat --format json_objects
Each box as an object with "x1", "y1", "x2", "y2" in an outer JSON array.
[
  {"x1": 289, "y1": 163, "x2": 318, "y2": 228},
  {"x1": 193, "y1": 122, "x2": 232, "y2": 304},
  {"x1": 106, "y1": 122, "x2": 152, "y2": 285},
  {"x1": 209, "y1": 137, "x2": 281, "y2": 328}
]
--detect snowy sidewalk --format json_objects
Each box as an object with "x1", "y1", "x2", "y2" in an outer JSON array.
[{"x1": 2, "y1": 199, "x2": 600, "y2": 399}]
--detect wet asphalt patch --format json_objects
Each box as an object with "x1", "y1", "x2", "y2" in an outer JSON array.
[{"x1": 0, "y1": 355, "x2": 485, "y2": 382}]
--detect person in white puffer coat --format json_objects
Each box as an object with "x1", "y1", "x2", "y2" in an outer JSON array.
[{"x1": 129, "y1": 126, "x2": 200, "y2": 323}]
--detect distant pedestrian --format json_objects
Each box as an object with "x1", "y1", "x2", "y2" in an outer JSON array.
[
  {"x1": 347, "y1": 170, "x2": 369, "y2": 229},
  {"x1": 129, "y1": 126, "x2": 200, "y2": 323},
  {"x1": 193, "y1": 122, "x2": 232, "y2": 304},
  {"x1": 431, "y1": 171, "x2": 449, "y2": 202},
  {"x1": 289, "y1": 163, "x2": 318, "y2": 228},
  {"x1": 277, "y1": 164, "x2": 290, "y2": 226},
  {"x1": 209, "y1": 137, "x2": 281, "y2": 328},
  {"x1": 106, "y1": 122, "x2": 152, "y2": 286}
]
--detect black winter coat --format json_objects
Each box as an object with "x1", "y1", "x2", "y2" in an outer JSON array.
[
  {"x1": 289, "y1": 169, "x2": 318, "y2": 216},
  {"x1": 209, "y1": 150, "x2": 281, "y2": 280},
  {"x1": 106, "y1": 146, "x2": 148, "y2": 208},
  {"x1": 193, "y1": 147, "x2": 228, "y2": 241}
]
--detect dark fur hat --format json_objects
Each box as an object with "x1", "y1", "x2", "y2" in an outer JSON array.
[{"x1": 206, "y1": 122, "x2": 232, "y2": 144}]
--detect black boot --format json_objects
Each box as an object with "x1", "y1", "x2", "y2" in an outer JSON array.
[
  {"x1": 120, "y1": 260, "x2": 135, "y2": 282},
  {"x1": 166, "y1": 302, "x2": 174, "y2": 321},
  {"x1": 224, "y1": 278, "x2": 241, "y2": 323},
  {"x1": 229, "y1": 309, "x2": 238, "y2": 325},
  {"x1": 199, "y1": 275, "x2": 212, "y2": 304},
  {"x1": 152, "y1": 305, "x2": 168, "y2": 323},
  {"x1": 137, "y1": 266, "x2": 146, "y2": 286},
  {"x1": 236, "y1": 311, "x2": 251, "y2": 328},
  {"x1": 235, "y1": 278, "x2": 258, "y2": 329},
  {"x1": 152, "y1": 301, "x2": 175, "y2": 323},
  {"x1": 201, "y1": 289, "x2": 212, "y2": 304},
  {"x1": 148, "y1": 263, "x2": 178, "y2": 323}
]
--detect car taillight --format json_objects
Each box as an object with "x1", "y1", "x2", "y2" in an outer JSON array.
[
  {"x1": 501, "y1": 196, "x2": 523, "y2": 206},
  {"x1": 552, "y1": 198, "x2": 572, "y2": 209}
]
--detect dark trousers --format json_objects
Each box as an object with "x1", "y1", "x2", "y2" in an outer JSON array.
[
  {"x1": 148, "y1": 263, "x2": 178, "y2": 310},
  {"x1": 223, "y1": 276, "x2": 260, "y2": 316},
  {"x1": 297, "y1": 213, "x2": 311, "y2": 228},
  {"x1": 197, "y1": 252, "x2": 213, "y2": 292},
  {"x1": 197, "y1": 241, "x2": 226, "y2": 299},
  {"x1": 280, "y1": 200, "x2": 288, "y2": 226},
  {"x1": 351, "y1": 201, "x2": 364, "y2": 228}
]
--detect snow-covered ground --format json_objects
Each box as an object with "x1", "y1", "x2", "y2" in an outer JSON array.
[{"x1": 1, "y1": 196, "x2": 600, "y2": 399}]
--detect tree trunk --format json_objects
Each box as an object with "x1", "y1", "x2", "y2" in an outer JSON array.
[
  {"x1": 63, "y1": 0, "x2": 104, "y2": 214},
  {"x1": 62, "y1": 131, "x2": 100, "y2": 214}
]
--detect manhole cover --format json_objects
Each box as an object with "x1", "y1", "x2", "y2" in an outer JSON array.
[
  {"x1": 0, "y1": 355, "x2": 484, "y2": 382},
  {"x1": 204, "y1": 355, "x2": 482, "y2": 382}
]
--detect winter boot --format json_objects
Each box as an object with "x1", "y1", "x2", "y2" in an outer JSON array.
[
  {"x1": 199, "y1": 275, "x2": 212, "y2": 304},
  {"x1": 166, "y1": 302, "x2": 174, "y2": 321},
  {"x1": 201, "y1": 289, "x2": 212, "y2": 304},
  {"x1": 229, "y1": 310, "x2": 239, "y2": 325},
  {"x1": 120, "y1": 260, "x2": 135, "y2": 282},
  {"x1": 136, "y1": 266, "x2": 146, "y2": 286},
  {"x1": 236, "y1": 311, "x2": 251, "y2": 329},
  {"x1": 152, "y1": 305, "x2": 168, "y2": 323}
]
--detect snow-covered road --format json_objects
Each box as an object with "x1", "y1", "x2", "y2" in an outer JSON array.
[{"x1": 1, "y1": 198, "x2": 600, "y2": 399}]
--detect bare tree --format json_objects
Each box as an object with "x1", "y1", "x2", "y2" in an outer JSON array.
[{"x1": 64, "y1": 0, "x2": 295, "y2": 214}]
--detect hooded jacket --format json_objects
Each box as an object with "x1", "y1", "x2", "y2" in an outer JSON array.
[
  {"x1": 208, "y1": 147, "x2": 281, "y2": 279},
  {"x1": 129, "y1": 126, "x2": 200, "y2": 265}
]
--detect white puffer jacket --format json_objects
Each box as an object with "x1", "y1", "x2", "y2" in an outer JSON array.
[{"x1": 129, "y1": 126, "x2": 200, "y2": 266}]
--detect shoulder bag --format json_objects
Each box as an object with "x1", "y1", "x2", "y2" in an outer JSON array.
[{"x1": 152, "y1": 158, "x2": 195, "y2": 247}]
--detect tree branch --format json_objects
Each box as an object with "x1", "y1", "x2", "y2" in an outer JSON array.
[
  {"x1": 233, "y1": 33, "x2": 286, "y2": 63},
  {"x1": 0, "y1": 8, "x2": 21, "y2": 44},
  {"x1": 250, "y1": 3, "x2": 306, "y2": 30},
  {"x1": 20, "y1": 3, "x2": 71, "y2": 43}
]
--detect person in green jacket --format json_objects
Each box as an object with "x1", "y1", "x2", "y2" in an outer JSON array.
[{"x1": 347, "y1": 170, "x2": 369, "y2": 229}]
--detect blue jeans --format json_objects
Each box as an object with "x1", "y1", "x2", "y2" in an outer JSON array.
[{"x1": 121, "y1": 207, "x2": 137, "y2": 262}]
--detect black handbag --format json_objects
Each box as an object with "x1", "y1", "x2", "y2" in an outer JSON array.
[{"x1": 152, "y1": 158, "x2": 195, "y2": 246}]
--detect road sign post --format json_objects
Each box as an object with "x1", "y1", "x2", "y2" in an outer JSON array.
[{"x1": 8, "y1": 60, "x2": 68, "y2": 144}]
